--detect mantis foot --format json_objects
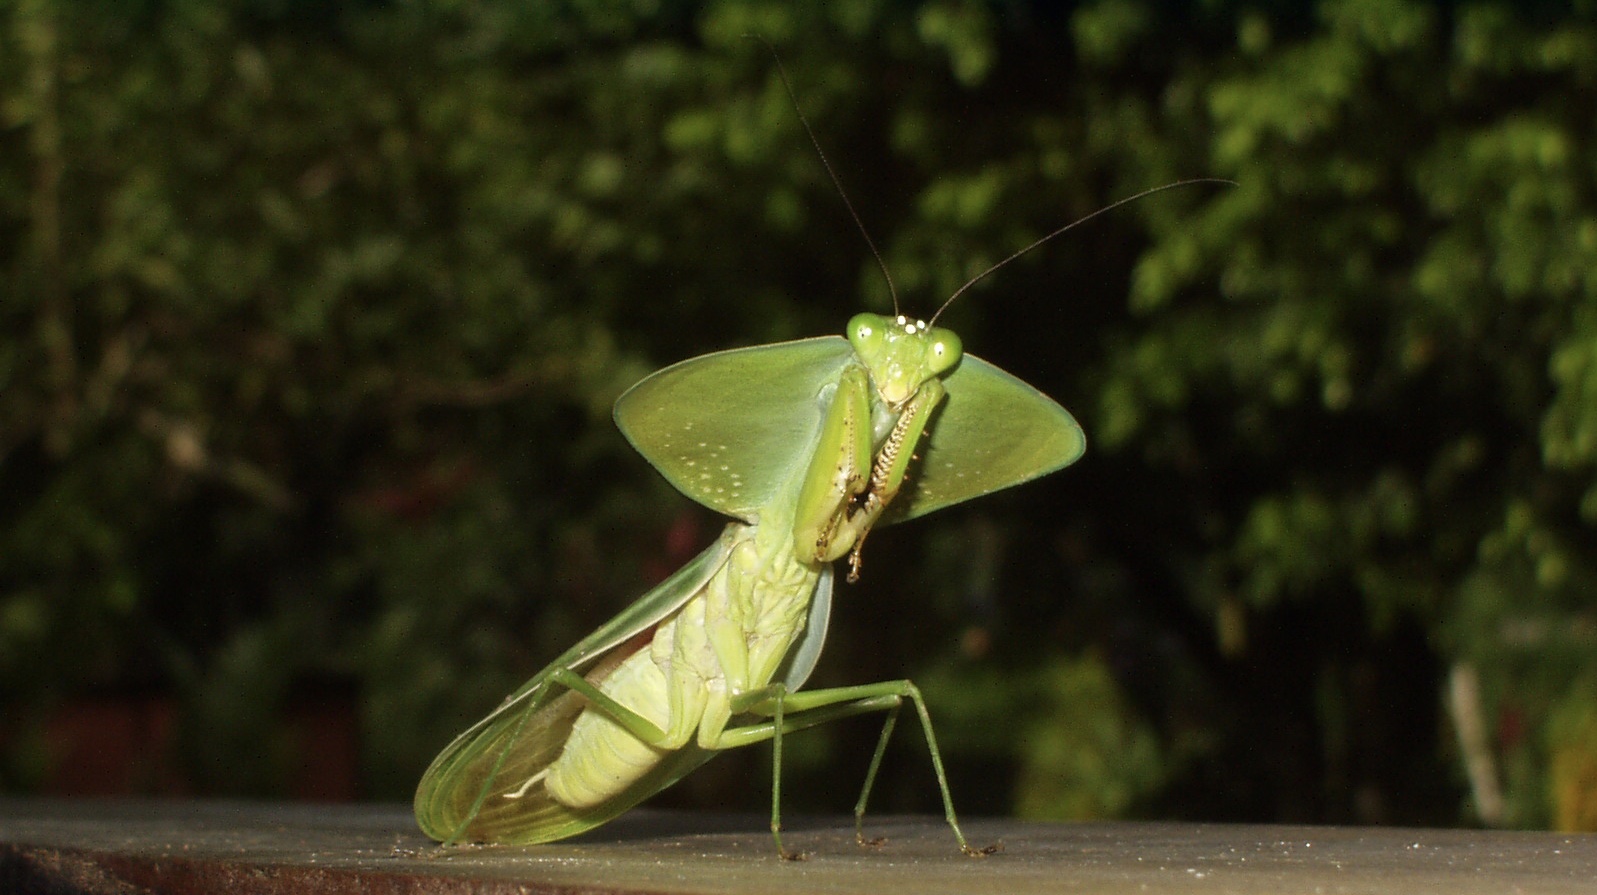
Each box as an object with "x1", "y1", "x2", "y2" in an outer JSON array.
[
  {"x1": 772, "y1": 822, "x2": 808, "y2": 861},
  {"x1": 855, "y1": 832, "x2": 887, "y2": 849}
]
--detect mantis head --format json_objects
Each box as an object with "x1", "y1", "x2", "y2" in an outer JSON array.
[{"x1": 846, "y1": 312, "x2": 963, "y2": 407}]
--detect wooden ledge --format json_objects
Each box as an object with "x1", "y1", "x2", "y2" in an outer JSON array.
[{"x1": 2, "y1": 799, "x2": 1594, "y2": 894}]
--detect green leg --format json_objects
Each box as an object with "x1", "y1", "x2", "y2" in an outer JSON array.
[
  {"x1": 769, "y1": 683, "x2": 795, "y2": 859},
  {"x1": 853, "y1": 700, "x2": 899, "y2": 847},
  {"x1": 546, "y1": 666, "x2": 669, "y2": 744},
  {"x1": 718, "y1": 679, "x2": 997, "y2": 858}
]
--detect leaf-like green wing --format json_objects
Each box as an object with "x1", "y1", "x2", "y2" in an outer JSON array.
[
  {"x1": 615, "y1": 337, "x2": 857, "y2": 521},
  {"x1": 884, "y1": 354, "x2": 1085, "y2": 525},
  {"x1": 413, "y1": 525, "x2": 739, "y2": 845},
  {"x1": 419, "y1": 684, "x2": 719, "y2": 845},
  {"x1": 618, "y1": 339, "x2": 1082, "y2": 526}
]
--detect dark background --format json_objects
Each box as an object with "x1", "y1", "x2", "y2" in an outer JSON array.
[{"x1": 3, "y1": 0, "x2": 1596, "y2": 833}]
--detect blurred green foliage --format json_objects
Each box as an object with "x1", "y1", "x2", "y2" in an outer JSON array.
[{"x1": 2, "y1": 0, "x2": 1596, "y2": 830}]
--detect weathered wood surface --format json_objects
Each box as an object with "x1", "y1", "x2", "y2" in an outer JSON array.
[{"x1": 1, "y1": 798, "x2": 1594, "y2": 894}]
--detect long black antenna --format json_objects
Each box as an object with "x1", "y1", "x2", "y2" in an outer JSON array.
[
  {"x1": 747, "y1": 35, "x2": 900, "y2": 317},
  {"x1": 927, "y1": 178, "x2": 1237, "y2": 326}
]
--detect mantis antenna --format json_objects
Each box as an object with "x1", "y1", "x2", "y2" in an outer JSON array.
[
  {"x1": 747, "y1": 36, "x2": 1235, "y2": 328},
  {"x1": 928, "y1": 177, "x2": 1237, "y2": 326},
  {"x1": 749, "y1": 34, "x2": 901, "y2": 318}
]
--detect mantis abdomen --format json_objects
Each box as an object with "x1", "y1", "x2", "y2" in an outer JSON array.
[
  {"x1": 543, "y1": 640, "x2": 674, "y2": 807},
  {"x1": 541, "y1": 518, "x2": 822, "y2": 809}
]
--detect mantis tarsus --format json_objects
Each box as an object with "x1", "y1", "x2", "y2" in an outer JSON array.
[{"x1": 413, "y1": 59, "x2": 1226, "y2": 859}]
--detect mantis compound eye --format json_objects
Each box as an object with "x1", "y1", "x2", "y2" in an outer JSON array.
[
  {"x1": 846, "y1": 313, "x2": 887, "y2": 352},
  {"x1": 926, "y1": 330, "x2": 963, "y2": 375}
]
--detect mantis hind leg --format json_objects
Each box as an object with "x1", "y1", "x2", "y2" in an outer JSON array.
[{"x1": 718, "y1": 680, "x2": 999, "y2": 859}]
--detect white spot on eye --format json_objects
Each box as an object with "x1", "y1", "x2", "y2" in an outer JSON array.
[{"x1": 858, "y1": 325, "x2": 872, "y2": 338}]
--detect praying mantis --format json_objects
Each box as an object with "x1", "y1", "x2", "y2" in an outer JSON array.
[{"x1": 413, "y1": 57, "x2": 1223, "y2": 859}]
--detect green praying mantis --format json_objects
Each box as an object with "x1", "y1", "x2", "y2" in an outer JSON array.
[{"x1": 413, "y1": 59, "x2": 1225, "y2": 859}]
